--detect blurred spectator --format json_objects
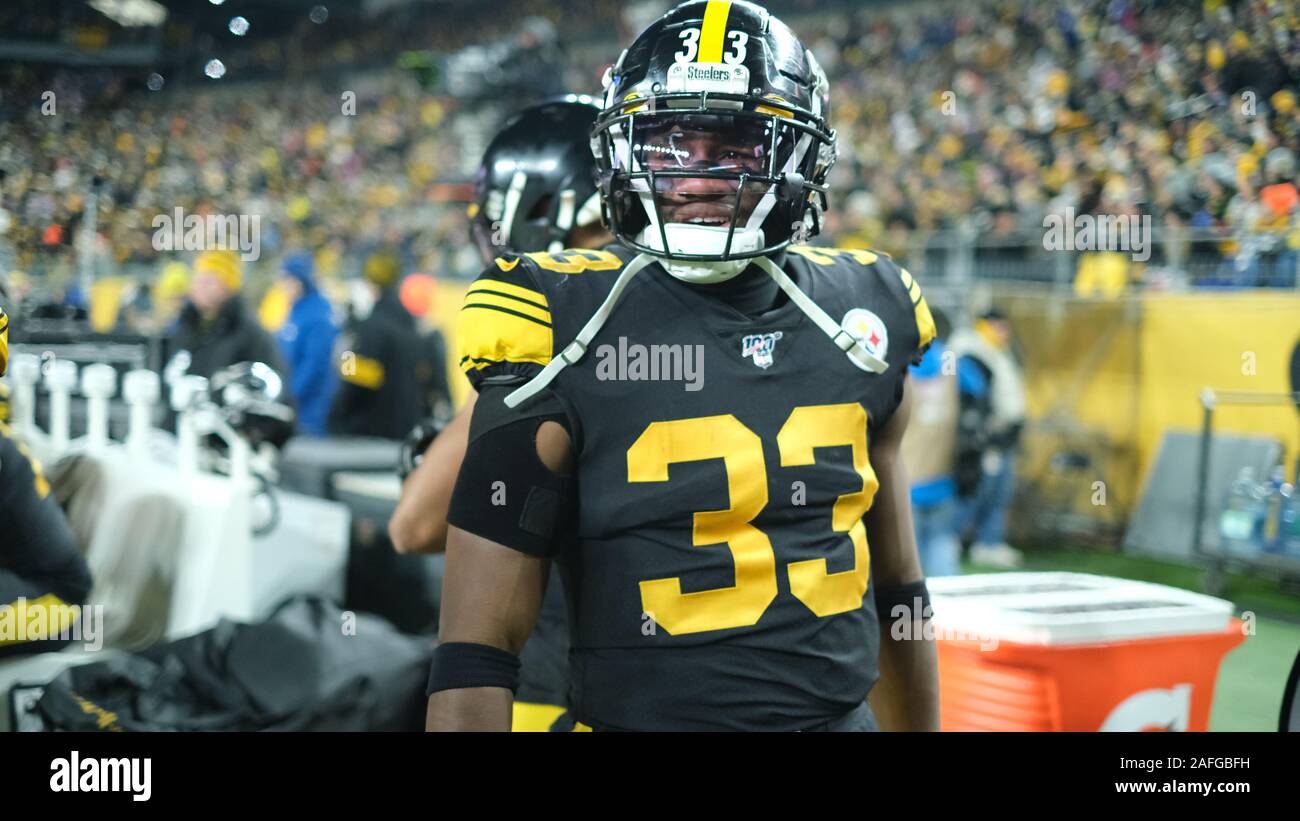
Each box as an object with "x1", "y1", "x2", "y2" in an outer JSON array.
[
  {"x1": 902, "y1": 329, "x2": 963, "y2": 577},
  {"x1": 169, "y1": 250, "x2": 284, "y2": 381},
  {"x1": 153, "y1": 261, "x2": 191, "y2": 333},
  {"x1": 276, "y1": 251, "x2": 339, "y2": 438},
  {"x1": 400, "y1": 272, "x2": 453, "y2": 420},
  {"x1": 328, "y1": 252, "x2": 436, "y2": 440},
  {"x1": 949, "y1": 309, "x2": 1027, "y2": 568}
]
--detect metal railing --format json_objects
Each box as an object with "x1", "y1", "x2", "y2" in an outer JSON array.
[
  {"x1": 7, "y1": 221, "x2": 1300, "y2": 302},
  {"x1": 893, "y1": 224, "x2": 1300, "y2": 293}
]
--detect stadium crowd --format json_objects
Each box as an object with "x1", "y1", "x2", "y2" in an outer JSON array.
[
  {"x1": 811, "y1": 0, "x2": 1300, "y2": 288},
  {"x1": 1, "y1": 0, "x2": 1299, "y2": 306}
]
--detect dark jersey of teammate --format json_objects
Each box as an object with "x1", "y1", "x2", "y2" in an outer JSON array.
[
  {"x1": 329, "y1": 289, "x2": 441, "y2": 441},
  {"x1": 455, "y1": 243, "x2": 935, "y2": 731},
  {"x1": 1, "y1": 423, "x2": 93, "y2": 658}
]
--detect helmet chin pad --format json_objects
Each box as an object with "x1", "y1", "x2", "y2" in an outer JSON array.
[{"x1": 637, "y1": 223, "x2": 764, "y2": 284}]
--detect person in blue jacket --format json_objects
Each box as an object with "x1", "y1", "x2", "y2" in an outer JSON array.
[{"x1": 277, "y1": 251, "x2": 338, "y2": 437}]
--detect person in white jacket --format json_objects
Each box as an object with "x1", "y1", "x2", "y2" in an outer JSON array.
[{"x1": 947, "y1": 309, "x2": 1027, "y2": 568}]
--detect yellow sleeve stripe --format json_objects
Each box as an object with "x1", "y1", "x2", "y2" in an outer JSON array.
[
  {"x1": 340, "y1": 353, "x2": 385, "y2": 390},
  {"x1": 698, "y1": 1, "x2": 732, "y2": 62},
  {"x1": 897, "y1": 268, "x2": 936, "y2": 348},
  {"x1": 457, "y1": 308, "x2": 553, "y2": 374},
  {"x1": 4, "y1": 428, "x2": 50, "y2": 498},
  {"x1": 468, "y1": 277, "x2": 547, "y2": 307},
  {"x1": 0, "y1": 593, "x2": 80, "y2": 645},
  {"x1": 464, "y1": 287, "x2": 551, "y2": 324},
  {"x1": 915, "y1": 295, "x2": 937, "y2": 350},
  {"x1": 899, "y1": 267, "x2": 922, "y2": 303},
  {"x1": 461, "y1": 302, "x2": 552, "y2": 331}
]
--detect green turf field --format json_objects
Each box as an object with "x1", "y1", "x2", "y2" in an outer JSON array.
[{"x1": 964, "y1": 546, "x2": 1300, "y2": 731}]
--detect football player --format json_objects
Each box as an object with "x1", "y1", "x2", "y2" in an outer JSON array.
[
  {"x1": 388, "y1": 97, "x2": 612, "y2": 730},
  {"x1": 428, "y1": 0, "x2": 940, "y2": 731},
  {"x1": 0, "y1": 307, "x2": 95, "y2": 658}
]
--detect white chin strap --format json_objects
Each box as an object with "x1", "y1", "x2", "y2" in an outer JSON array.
[
  {"x1": 636, "y1": 223, "x2": 764, "y2": 283},
  {"x1": 502, "y1": 251, "x2": 888, "y2": 409},
  {"x1": 504, "y1": 253, "x2": 658, "y2": 408}
]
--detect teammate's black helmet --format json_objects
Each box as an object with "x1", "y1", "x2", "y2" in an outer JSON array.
[
  {"x1": 592, "y1": 0, "x2": 837, "y2": 282},
  {"x1": 469, "y1": 96, "x2": 603, "y2": 264}
]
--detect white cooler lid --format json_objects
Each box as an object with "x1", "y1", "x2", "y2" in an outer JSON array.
[{"x1": 926, "y1": 572, "x2": 1236, "y2": 646}]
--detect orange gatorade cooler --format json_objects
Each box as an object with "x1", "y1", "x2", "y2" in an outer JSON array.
[{"x1": 927, "y1": 573, "x2": 1246, "y2": 731}]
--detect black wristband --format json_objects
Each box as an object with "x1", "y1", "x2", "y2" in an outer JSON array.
[
  {"x1": 426, "y1": 642, "x2": 521, "y2": 697},
  {"x1": 874, "y1": 579, "x2": 932, "y2": 623}
]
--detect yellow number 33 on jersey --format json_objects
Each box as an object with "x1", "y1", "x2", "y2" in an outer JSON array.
[{"x1": 627, "y1": 404, "x2": 877, "y2": 636}]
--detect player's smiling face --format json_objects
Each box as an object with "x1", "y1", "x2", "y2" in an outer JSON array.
[{"x1": 635, "y1": 114, "x2": 772, "y2": 227}]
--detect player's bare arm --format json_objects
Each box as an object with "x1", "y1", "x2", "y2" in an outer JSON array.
[
  {"x1": 425, "y1": 527, "x2": 550, "y2": 730},
  {"x1": 865, "y1": 377, "x2": 941, "y2": 731},
  {"x1": 425, "y1": 417, "x2": 574, "y2": 730},
  {"x1": 389, "y1": 393, "x2": 475, "y2": 554}
]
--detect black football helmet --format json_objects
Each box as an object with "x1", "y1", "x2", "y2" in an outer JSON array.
[
  {"x1": 592, "y1": 0, "x2": 837, "y2": 282},
  {"x1": 468, "y1": 96, "x2": 604, "y2": 264},
  {"x1": 207, "y1": 362, "x2": 296, "y2": 451}
]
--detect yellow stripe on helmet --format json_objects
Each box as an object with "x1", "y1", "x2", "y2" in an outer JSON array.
[{"x1": 698, "y1": 0, "x2": 732, "y2": 63}]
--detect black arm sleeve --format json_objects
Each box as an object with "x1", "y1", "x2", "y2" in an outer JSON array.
[{"x1": 445, "y1": 383, "x2": 578, "y2": 558}]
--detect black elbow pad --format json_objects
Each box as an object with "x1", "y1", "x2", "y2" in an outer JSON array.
[{"x1": 446, "y1": 384, "x2": 577, "y2": 557}]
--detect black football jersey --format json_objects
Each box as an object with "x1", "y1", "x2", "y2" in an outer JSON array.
[
  {"x1": 0, "y1": 423, "x2": 92, "y2": 613},
  {"x1": 457, "y1": 243, "x2": 935, "y2": 731}
]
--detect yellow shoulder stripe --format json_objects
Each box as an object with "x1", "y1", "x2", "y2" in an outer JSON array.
[
  {"x1": 467, "y1": 279, "x2": 549, "y2": 311},
  {"x1": 457, "y1": 299, "x2": 553, "y2": 375},
  {"x1": 902, "y1": 268, "x2": 937, "y2": 349},
  {"x1": 3, "y1": 427, "x2": 50, "y2": 498},
  {"x1": 463, "y1": 293, "x2": 551, "y2": 325},
  {"x1": 788, "y1": 246, "x2": 880, "y2": 266}
]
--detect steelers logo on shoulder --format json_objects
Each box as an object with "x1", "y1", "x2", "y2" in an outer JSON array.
[{"x1": 840, "y1": 308, "x2": 889, "y2": 370}]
